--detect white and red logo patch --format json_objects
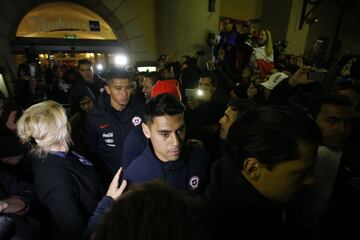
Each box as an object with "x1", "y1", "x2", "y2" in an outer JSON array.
[{"x1": 189, "y1": 175, "x2": 200, "y2": 190}]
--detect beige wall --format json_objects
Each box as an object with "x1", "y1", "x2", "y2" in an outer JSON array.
[
  {"x1": 337, "y1": 1, "x2": 360, "y2": 56},
  {"x1": 132, "y1": 0, "x2": 157, "y2": 57},
  {"x1": 220, "y1": 0, "x2": 262, "y2": 20},
  {"x1": 156, "y1": 0, "x2": 220, "y2": 65},
  {"x1": 285, "y1": 0, "x2": 310, "y2": 55}
]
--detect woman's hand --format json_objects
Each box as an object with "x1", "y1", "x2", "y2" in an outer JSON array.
[{"x1": 106, "y1": 168, "x2": 127, "y2": 200}]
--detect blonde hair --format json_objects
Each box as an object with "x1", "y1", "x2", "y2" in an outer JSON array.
[
  {"x1": 17, "y1": 100, "x2": 71, "y2": 158},
  {"x1": 261, "y1": 28, "x2": 274, "y2": 57}
]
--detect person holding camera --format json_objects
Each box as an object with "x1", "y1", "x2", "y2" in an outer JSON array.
[{"x1": 185, "y1": 72, "x2": 228, "y2": 162}]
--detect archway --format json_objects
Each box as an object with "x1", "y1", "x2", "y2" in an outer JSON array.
[
  {"x1": 16, "y1": 2, "x2": 118, "y2": 40},
  {"x1": 12, "y1": 1, "x2": 129, "y2": 72},
  {"x1": 0, "y1": 0, "x2": 151, "y2": 96}
]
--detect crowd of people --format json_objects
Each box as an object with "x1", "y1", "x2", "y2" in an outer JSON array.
[{"x1": 1, "y1": 18, "x2": 360, "y2": 240}]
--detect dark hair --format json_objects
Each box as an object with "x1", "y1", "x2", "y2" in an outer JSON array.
[
  {"x1": 77, "y1": 59, "x2": 92, "y2": 66},
  {"x1": 144, "y1": 71, "x2": 161, "y2": 85},
  {"x1": 228, "y1": 99, "x2": 257, "y2": 113},
  {"x1": 309, "y1": 94, "x2": 353, "y2": 118},
  {"x1": 105, "y1": 69, "x2": 132, "y2": 85},
  {"x1": 92, "y1": 180, "x2": 206, "y2": 240},
  {"x1": 226, "y1": 105, "x2": 321, "y2": 169},
  {"x1": 198, "y1": 71, "x2": 218, "y2": 88},
  {"x1": 144, "y1": 93, "x2": 185, "y2": 124}
]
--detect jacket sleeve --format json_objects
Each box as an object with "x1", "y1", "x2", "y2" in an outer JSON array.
[
  {"x1": 0, "y1": 169, "x2": 34, "y2": 215},
  {"x1": 81, "y1": 196, "x2": 113, "y2": 240},
  {"x1": 121, "y1": 127, "x2": 147, "y2": 169}
]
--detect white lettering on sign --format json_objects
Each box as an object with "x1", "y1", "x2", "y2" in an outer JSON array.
[{"x1": 28, "y1": 16, "x2": 89, "y2": 32}]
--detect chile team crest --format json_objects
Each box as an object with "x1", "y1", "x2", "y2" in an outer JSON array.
[
  {"x1": 189, "y1": 175, "x2": 200, "y2": 190},
  {"x1": 131, "y1": 116, "x2": 142, "y2": 126}
]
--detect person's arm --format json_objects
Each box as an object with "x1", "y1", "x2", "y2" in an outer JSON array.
[
  {"x1": 268, "y1": 67, "x2": 314, "y2": 105},
  {"x1": 121, "y1": 127, "x2": 147, "y2": 169},
  {"x1": 0, "y1": 169, "x2": 34, "y2": 215},
  {"x1": 82, "y1": 168, "x2": 127, "y2": 240},
  {"x1": 0, "y1": 198, "x2": 26, "y2": 214}
]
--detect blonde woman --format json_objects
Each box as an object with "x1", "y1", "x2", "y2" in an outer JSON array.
[
  {"x1": 17, "y1": 100, "x2": 103, "y2": 240},
  {"x1": 251, "y1": 28, "x2": 274, "y2": 80}
]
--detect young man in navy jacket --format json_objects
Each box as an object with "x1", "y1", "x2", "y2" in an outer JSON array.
[
  {"x1": 124, "y1": 93, "x2": 209, "y2": 194},
  {"x1": 85, "y1": 70, "x2": 144, "y2": 176}
]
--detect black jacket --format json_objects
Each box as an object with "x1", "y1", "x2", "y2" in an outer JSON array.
[
  {"x1": 69, "y1": 73, "x2": 105, "y2": 114},
  {"x1": 205, "y1": 156, "x2": 300, "y2": 240},
  {"x1": 32, "y1": 151, "x2": 103, "y2": 240},
  {"x1": 85, "y1": 93, "x2": 144, "y2": 174}
]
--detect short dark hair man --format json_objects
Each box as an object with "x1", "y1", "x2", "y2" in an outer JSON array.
[
  {"x1": 69, "y1": 59, "x2": 106, "y2": 114},
  {"x1": 124, "y1": 93, "x2": 209, "y2": 194},
  {"x1": 186, "y1": 71, "x2": 228, "y2": 162},
  {"x1": 310, "y1": 94, "x2": 354, "y2": 151},
  {"x1": 206, "y1": 105, "x2": 321, "y2": 239},
  {"x1": 218, "y1": 99, "x2": 255, "y2": 140},
  {"x1": 302, "y1": 94, "x2": 358, "y2": 238},
  {"x1": 85, "y1": 70, "x2": 144, "y2": 175},
  {"x1": 142, "y1": 71, "x2": 161, "y2": 101}
]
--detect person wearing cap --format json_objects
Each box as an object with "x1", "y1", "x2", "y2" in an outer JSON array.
[
  {"x1": 84, "y1": 70, "x2": 144, "y2": 177},
  {"x1": 260, "y1": 71, "x2": 289, "y2": 100},
  {"x1": 121, "y1": 80, "x2": 183, "y2": 169},
  {"x1": 246, "y1": 71, "x2": 289, "y2": 102},
  {"x1": 266, "y1": 66, "x2": 324, "y2": 107}
]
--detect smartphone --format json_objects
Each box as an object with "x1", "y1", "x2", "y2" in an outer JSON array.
[
  {"x1": 307, "y1": 69, "x2": 327, "y2": 82},
  {"x1": 185, "y1": 88, "x2": 204, "y2": 99}
]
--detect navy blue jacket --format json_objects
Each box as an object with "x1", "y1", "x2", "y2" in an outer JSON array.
[
  {"x1": 121, "y1": 126, "x2": 147, "y2": 169},
  {"x1": 81, "y1": 196, "x2": 113, "y2": 240},
  {"x1": 124, "y1": 141, "x2": 209, "y2": 194},
  {"x1": 85, "y1": 92, "x2": 144, "y2": 174}
]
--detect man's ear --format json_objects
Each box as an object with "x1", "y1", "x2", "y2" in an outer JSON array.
[
  {"x1": 104, "y1": 85, "x2": 110, "y2": 95},
  {"x1": 242, "y1": 157, "x2": 262, "y2": 181},
  {"x1": 142, "y1": 123, "x2": 151, "y2": 139}
]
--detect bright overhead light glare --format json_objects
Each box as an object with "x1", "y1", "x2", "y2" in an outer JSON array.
[
  {"x1": 197, "y1": 89, "x2": 204, "y2": 96},
  {"x1": 114, "y1": 55, "x2": 128, "y2": 66},
  {"x1": 96, "y1": 63, "x2": 104, "y2": 71}
]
